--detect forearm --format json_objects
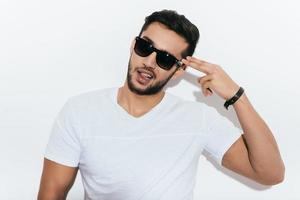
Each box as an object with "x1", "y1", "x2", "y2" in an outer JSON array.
[{"x1": 233, "y1": 92, "x2": 285, "y2": 182}]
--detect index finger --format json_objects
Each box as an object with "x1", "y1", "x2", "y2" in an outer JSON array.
[{"x1": 182, "y1": 56, "x2": 214, "y2": 74}]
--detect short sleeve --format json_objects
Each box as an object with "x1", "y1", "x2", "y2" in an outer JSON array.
[
  {"x1": 44, "y1": 98, "x2": 81, "y2": 167},
  {"x1": 203, "y1": 105, "x2": 242, "y2": 165}
]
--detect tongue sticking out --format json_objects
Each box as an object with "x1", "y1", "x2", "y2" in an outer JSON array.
[{"x1": 137, "y1": 71, "x2": 153, "y2": 85}]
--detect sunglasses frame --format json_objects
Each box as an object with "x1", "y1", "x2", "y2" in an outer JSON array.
[{"x1": 134, "y1": 36, "x2": 183, "y2": 70}]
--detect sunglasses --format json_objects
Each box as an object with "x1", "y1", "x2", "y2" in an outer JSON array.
[{"x1": 134, "y1": 36, "x2": 183, "y2": 70}]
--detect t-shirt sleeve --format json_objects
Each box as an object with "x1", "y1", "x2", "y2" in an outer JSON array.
[
  {"x1": 44, "y1": 98, "x2": 81, "y2": 167},
  {"x1": 203, "y1": 105, "x2": 242, "y2": 165}
]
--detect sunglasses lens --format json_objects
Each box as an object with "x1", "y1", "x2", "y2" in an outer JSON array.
[
  {"x1": 134, "y1": 38, "x2": 152, "y2": 57},
  {"x1": 134, "y1": 37, "x2": 180, "y2": 70},
  {"x1": 156, "y1": 53, "x2": 176, "y2": 70}
]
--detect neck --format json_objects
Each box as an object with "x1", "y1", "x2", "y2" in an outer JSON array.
[{"x1": 117, "y1": 82, "x2": 165, "y2": 117}]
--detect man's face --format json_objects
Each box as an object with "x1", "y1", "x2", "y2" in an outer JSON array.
[{"x1": 126, "y1": 22, "x2": 188, "y2": 95}]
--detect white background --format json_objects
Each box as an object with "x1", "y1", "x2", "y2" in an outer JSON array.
[{"x1": 0, "y1": 0, "x2": 299, "y2": 199}]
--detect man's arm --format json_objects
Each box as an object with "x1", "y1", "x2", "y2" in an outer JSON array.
[
  {"x1": 38, "y1": 158, "x2": 78, "y2": 200},
  {"x1": 181, "y1": 56, "x2": 285, "y2": 185},
  {"x1": 222, "y1": 93, "x2": 285, "y2": 185}
]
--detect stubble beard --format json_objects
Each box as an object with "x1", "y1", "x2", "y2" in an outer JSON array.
[{"x1": 126, "y1": 58, "x2": 178, "y2": 96}]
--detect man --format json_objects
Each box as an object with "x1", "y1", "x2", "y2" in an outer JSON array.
[{"x1": 38, "y1": 10, "x2": 285, "y2": 200}]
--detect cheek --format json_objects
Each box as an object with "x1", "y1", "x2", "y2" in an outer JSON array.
[
  {"x1": 130, "y1": 54, "x2": 143, "y2": 67},
  {"x1": 156, "y1": 69, "x2": 175, "y2": 81}
]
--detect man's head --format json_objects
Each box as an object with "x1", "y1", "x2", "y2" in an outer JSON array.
[
  {"x1": 139, "y1": 10, "x2": 200, "y2": 58},
  {"x1": 126, "y1": 10, "x2": 200, "y2": 95}
]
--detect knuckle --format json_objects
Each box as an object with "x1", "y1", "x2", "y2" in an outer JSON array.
[
  {"x1": 211, "y1": 73, "x2": 217, "y2": 79},
  {"x1": 212, "y1": 65, "x2": 220, "y2": 72}
]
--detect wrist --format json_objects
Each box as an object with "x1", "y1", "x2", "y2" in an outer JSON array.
[
  {"x1": 232, "y1": 92, "x2": 246, "y2": 107},
  {"x1": 224, "y1": 86, "x2": 244, "y2": 110}
]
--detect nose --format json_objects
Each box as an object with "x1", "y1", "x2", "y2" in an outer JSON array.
[{"x1": 143, "y1": 51, "x2": 157, "y2": 69}]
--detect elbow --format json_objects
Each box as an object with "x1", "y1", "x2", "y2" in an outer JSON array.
[
  {"x1": 273, "y1": 166, "x2": 285, "y2": 185},
  {"x1": 262, "y1": 174, "x2": 284, "y2": 186},
  {"x1": 257, "y1": 164, "x2": 285, "y2": 186},
  {"x1": 274, "y1": 166, "x2": 285, "y2": 185}
]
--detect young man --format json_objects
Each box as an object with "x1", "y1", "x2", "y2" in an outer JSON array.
[{"x1": 38, "y1": 10, "x2": 285, "y2": 200}]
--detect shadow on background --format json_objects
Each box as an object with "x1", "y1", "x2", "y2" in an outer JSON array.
[{"x1": 166, "y1": 71, "x2": 271, "y2": 191}]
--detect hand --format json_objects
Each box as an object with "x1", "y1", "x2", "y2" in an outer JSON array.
[{"x1": 182, "y1": 56, "x2": 240, "y2": 100}]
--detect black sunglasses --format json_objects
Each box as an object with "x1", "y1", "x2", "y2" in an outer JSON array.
[{"x1": 134, "y1": 36, "x2": 183, "y2": 70}]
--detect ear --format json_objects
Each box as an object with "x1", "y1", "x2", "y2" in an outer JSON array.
[{"x1": 171, "y1": 65, "x2": 186, "y2": 80}]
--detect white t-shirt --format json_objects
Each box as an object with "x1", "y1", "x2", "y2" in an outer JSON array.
[{"x1": 45, "y1": 87, "x2": 242, "y2": 200}]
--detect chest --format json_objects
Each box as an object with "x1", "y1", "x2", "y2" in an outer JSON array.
[{"x1": 79, "y1": 134, "x2": 204, "y2": 183}]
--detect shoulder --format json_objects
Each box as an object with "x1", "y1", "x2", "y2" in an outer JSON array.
[
  {"x1": 69, "y1": 87, "x2": 115, "y2": 103},
  {"x1": 164, "y1": 91, "x2": 210, "y2": 124},
  {"x1": 60, "y1": 87, "x2": 116, "y2": 117},
  {"x1": 65, "y1": 87, "x2": 115, "y2": 108},
  {"x1": 165, "y1": 91, "x2": 207, "y2": 112},
  {"x1": 164, "y1": 91, "x2": 229, "y2": 124}
]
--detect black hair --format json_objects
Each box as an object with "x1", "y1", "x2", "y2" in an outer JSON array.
[{"x1": 138, "y1": 9, "x2": 200, "y2": 58}]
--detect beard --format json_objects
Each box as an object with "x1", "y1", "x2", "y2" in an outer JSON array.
[{"x1": 126, "y1": 58, "x2": 178, "y2": 96}]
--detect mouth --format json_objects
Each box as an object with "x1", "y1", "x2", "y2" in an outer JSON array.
[{"x1": 136, "y1": 69, "x2": 154, "y2": 85}]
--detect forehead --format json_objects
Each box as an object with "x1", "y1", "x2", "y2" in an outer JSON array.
[{"x1": 140, "y1": 22, "x2": 188, "y2": 59}]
